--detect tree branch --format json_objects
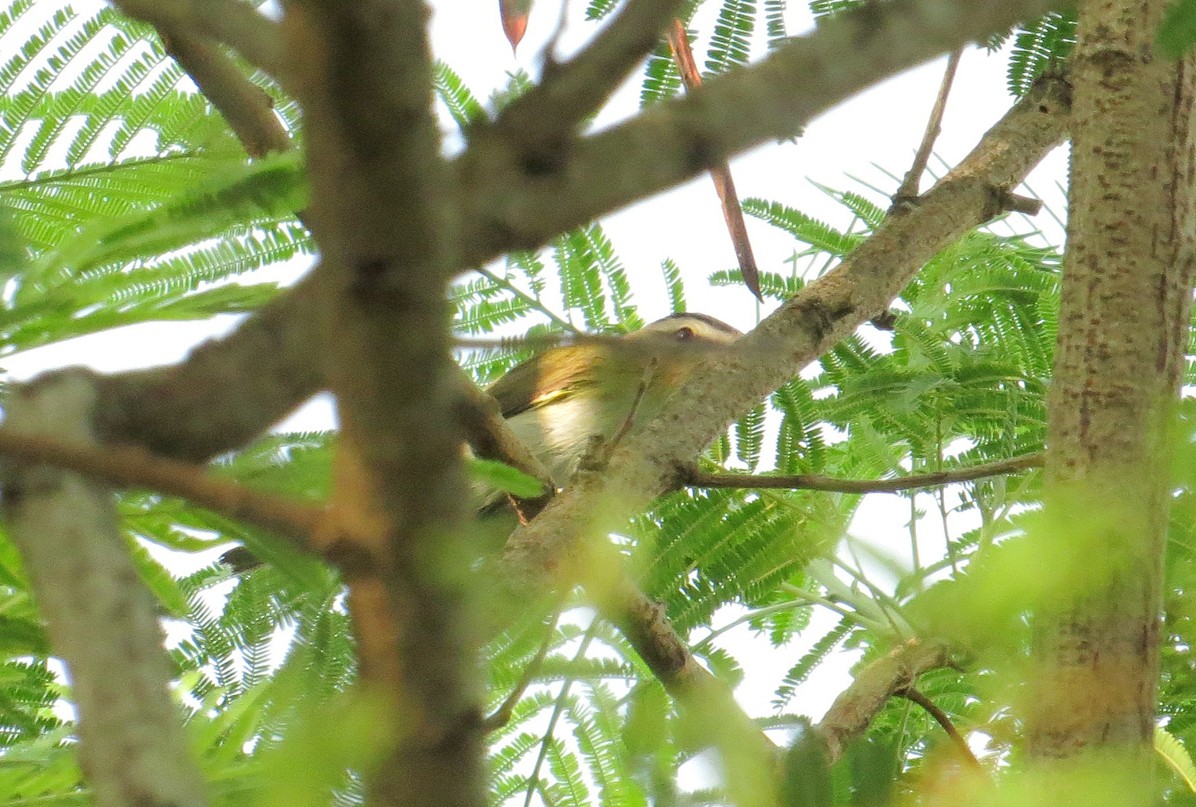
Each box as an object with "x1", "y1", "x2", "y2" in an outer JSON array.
[
  {"x1": 110, "y1": 0, "x2": 286, "y2": 79},
  {"x1": 893, "y1": 48, "x2": 963, "y2": 208},
  {"x1": 682, "y1": 452, "x2": 1043, "y2": 494},
  {"x1": 459, "y1": 0, "x2": 1065, "y2": 257},
  {"x1": 159, "y1": 32, "x2": 293, "y2": 159},
  {"x1": 816, "y1": 639, "x2": 952, "y2": 763},
  {"x1": 0, "y1": 427, "x2": 322, "y2": 549},
  {"x1": 284, "y1": 0, "x2": 481, "y2": 804},
  {"x1": 89, "y1": 0, "x2": 1064, "y2": 473},
  {"x1": 92, "y1": 273, "x2": 325, "y2": 462},
  {"x1": 111, "y1": 0, "x2": 295, "y2": 161},
  {"x1": 1029, "y1": 0, "x2": 1196, "y2": 764},
  {"x1": 603, "y1": 572, "x2": 780, "y2": 740},
  {"x1": 492, "y1": 0, "x2": 685, "y2": 157},
  {"x1": 0, "y1": 373, "x2": 208, "y2": 807},
  {"x1": 894, "y1": 686, "x2": 981, "y2": 768},
  {"x1": 497, "y1": 72, "x2": 1071, "y2": 594}
]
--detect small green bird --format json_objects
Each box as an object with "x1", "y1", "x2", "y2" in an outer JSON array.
[
  {"x1": 485, "y1": 312, "x2": 742, "y2": 491},
  {"x1": 223, "y1": 313, "x2": 742, "y2": 571}
]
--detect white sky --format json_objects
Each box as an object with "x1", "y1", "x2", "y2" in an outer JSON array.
[{"x1": 2, "y1": 1, "x2": 1070, "y2": 729}]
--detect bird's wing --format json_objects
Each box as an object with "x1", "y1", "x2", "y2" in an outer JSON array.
[{"x1": 485, "y1": 346, "x2": 601, "y2": 419}]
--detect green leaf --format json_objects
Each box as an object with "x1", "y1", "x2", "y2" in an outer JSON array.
[
  {"x1": 1159, "y1": 0, "x2": 1196, "y2": 58},
  {"x1": 433, "y1": 60, "x2": 485, "y2": 129},
  {"x1": 1007, "y1": 11, "x2": 1076, "y2": 96},
  {"x1": 705, "y1": 0, "x2": 755, "y2": 74},
  {"x1": 781, "y1": 719, "x2": 832, "y2": 807},
  {"x1": 42, "y1": 151, "x2": 306, "y2": 281},
  {"x1": 468, "y1": 457, "x2": 548, "y2": 498},
  {"x1": 660, "y1": 257, "x2": 687, "y2": 313},
  {"x1": 640, "y1": 44, "x2": 683, "y2": 107},
  {"x1": 1157, "y1": 726, "x2": 1196, "y2": 793}
]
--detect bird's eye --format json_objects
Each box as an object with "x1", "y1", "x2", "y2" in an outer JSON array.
[{"x1": 675, "y1": 326, "x2": 695, "y2": 341}]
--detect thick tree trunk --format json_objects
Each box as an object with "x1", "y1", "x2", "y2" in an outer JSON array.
[
  {"x1": 283, "y1": 2, "x2": 481, "y2": 805},
  {"x1": 1031, "y1": 0, "x2": 1196, "y2": 780}
]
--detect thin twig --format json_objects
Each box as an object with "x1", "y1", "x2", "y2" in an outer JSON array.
[
  {"x1": 160, "y1": 33, "x2": 292, "y2": 159},
  {"x1": 458, "y1": 376, "x2": 555, "y2": 523},
  {"x1": 894, "y1": 686, "x2": 982, "y2": 769},
  {"x1": 521, "y1": 622, "x2": 600, "y2": 807},
  {"x1": 483, "y1": 609, "x2": 563, "y2": 732},
  {"x1": 1, "y1": 375, "x2": 210, "y2": 807},
  {"x1": 892, "y1": 48, "x2": 963, "y2": 208},
  {"x1": 93, "y1": 273, "x2": 325, "y2": 463},
  {"x1": 816, "y1": 639, "x2": 953, "y2": 763},
  {"x1": 111, "y1": 0, "x2": 285, "y2": 79},
  {"x1": 461, "y1": 1, "x2": 1066, "y2": 264},
  {"x1": 666, "y1": 18, "x2": 762, "y2": 300},
  {"x1": 682, "y1": 452, "x2": 1043, "y2": 494},
  {"x1": 0, "y1": 430, "x2": 323, "y2": 550}
]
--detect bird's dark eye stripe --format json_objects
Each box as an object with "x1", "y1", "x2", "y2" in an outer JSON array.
[{"x1": 654, "y1": 312, "x2": 742, "y2": 338}]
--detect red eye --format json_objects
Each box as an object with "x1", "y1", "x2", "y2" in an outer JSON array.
[{"x1": 675, "y1": 326, "x2": 695, "y2": 341}]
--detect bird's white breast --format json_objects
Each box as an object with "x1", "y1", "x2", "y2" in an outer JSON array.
[{"x1": 505, "y1": 394, "x2": 606, "y2": 488}]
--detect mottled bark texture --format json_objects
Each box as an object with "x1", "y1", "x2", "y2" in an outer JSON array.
[
  {"x1": 0, "y1": 374, "x2": 208, "y2": 807},
  {"x1": 93, "y1": 0, "x2": 1065, "y2": 470},
  {"x1": 1030, "y1": 0, "x2": 1196, "y2": 777},
  {"x1": 498, "y1": 74, "x2": 1071, "y2": 596},
  {"x1": 0, "y1": 1, "x2": 1074, "y2": 805},
  {"x1": 281, "y1": 0, "x2": 482, "y2": 805},
  {"x1": 458, "y1": 0, "x2": 1064, "y2": 260}
]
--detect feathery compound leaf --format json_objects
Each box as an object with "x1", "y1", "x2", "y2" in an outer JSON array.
[
  {"x1": 1007, "y1": 11, "x2": 1076, "y2": 96},
  {"x1": 706, "y1": 0, "x2": 755, "y2": 75},
  {"x1": 43, "y1": 150, "x2": 305, "y2": 280},
  {"x1": 772, "y1": 379, "x2": 828, "y2": 473},
  {"x1": 0, "y1": 2, "x2": 48, "y2": 96},
  {"x1": 809, "y1": 0, "x2": 869, "y2": 19},
  {"x1": 666, "y1": 496, "x2": 839, "y2": 632},
  {"x1": 585, "y1": 0, "x2": 620, "y2": 20},
  {"x1": 1157, "y1": 726, "x2": 1196, "y2": 794},
  {"x1": 433, "y1": 60, "x2": 485, "y2": 129},
  {"x1": 735, "y1": 402, "x2": 767, "y2": 471},
  {"x1": 571, "y1": 682, "x2": 645, "y2": 805},
  {"x1": 554, "y1": 228, "x2": 607, "y2": 329},
  {"x1": 660, "y1": 257, "x2": 687, "y2": 313},
  {"x1": 640, "y1": 43, "x2": 683, "y2": 107},
  {"x1": 711, "y1": 267, "x2": 803, "y2": 300},
  {"x1": 773, "y1": 620, "x2": 851, "y2": 710},
  {"x1": 764, "y1": 0, "x2": 789, "y2": 48},
  {"x1": 545, "y1": 736, "x2": 591, "y2": 806},
  {"x1": 743, "y1": 197, "x2": 862, "y2": 257},
  {"x1": 2, "y1": 143, "x2": 237, "y2": 255},
  {"x1": 575, "y1": 223, "x2": 640, "y2": 328},
  {"x1": 553, "y1": 222, "x2": 639, "y2": 330},
  {"x1": 815, "y1": 185, "x2": 886, "y2": 230}
]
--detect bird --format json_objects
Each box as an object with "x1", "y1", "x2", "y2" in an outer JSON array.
[
  {"x1": 222, "y1": 313, "x2": 741, "y2": 571},
  {"x1": 482, "y1": 312, "x2": 742, "y2": 495}
]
